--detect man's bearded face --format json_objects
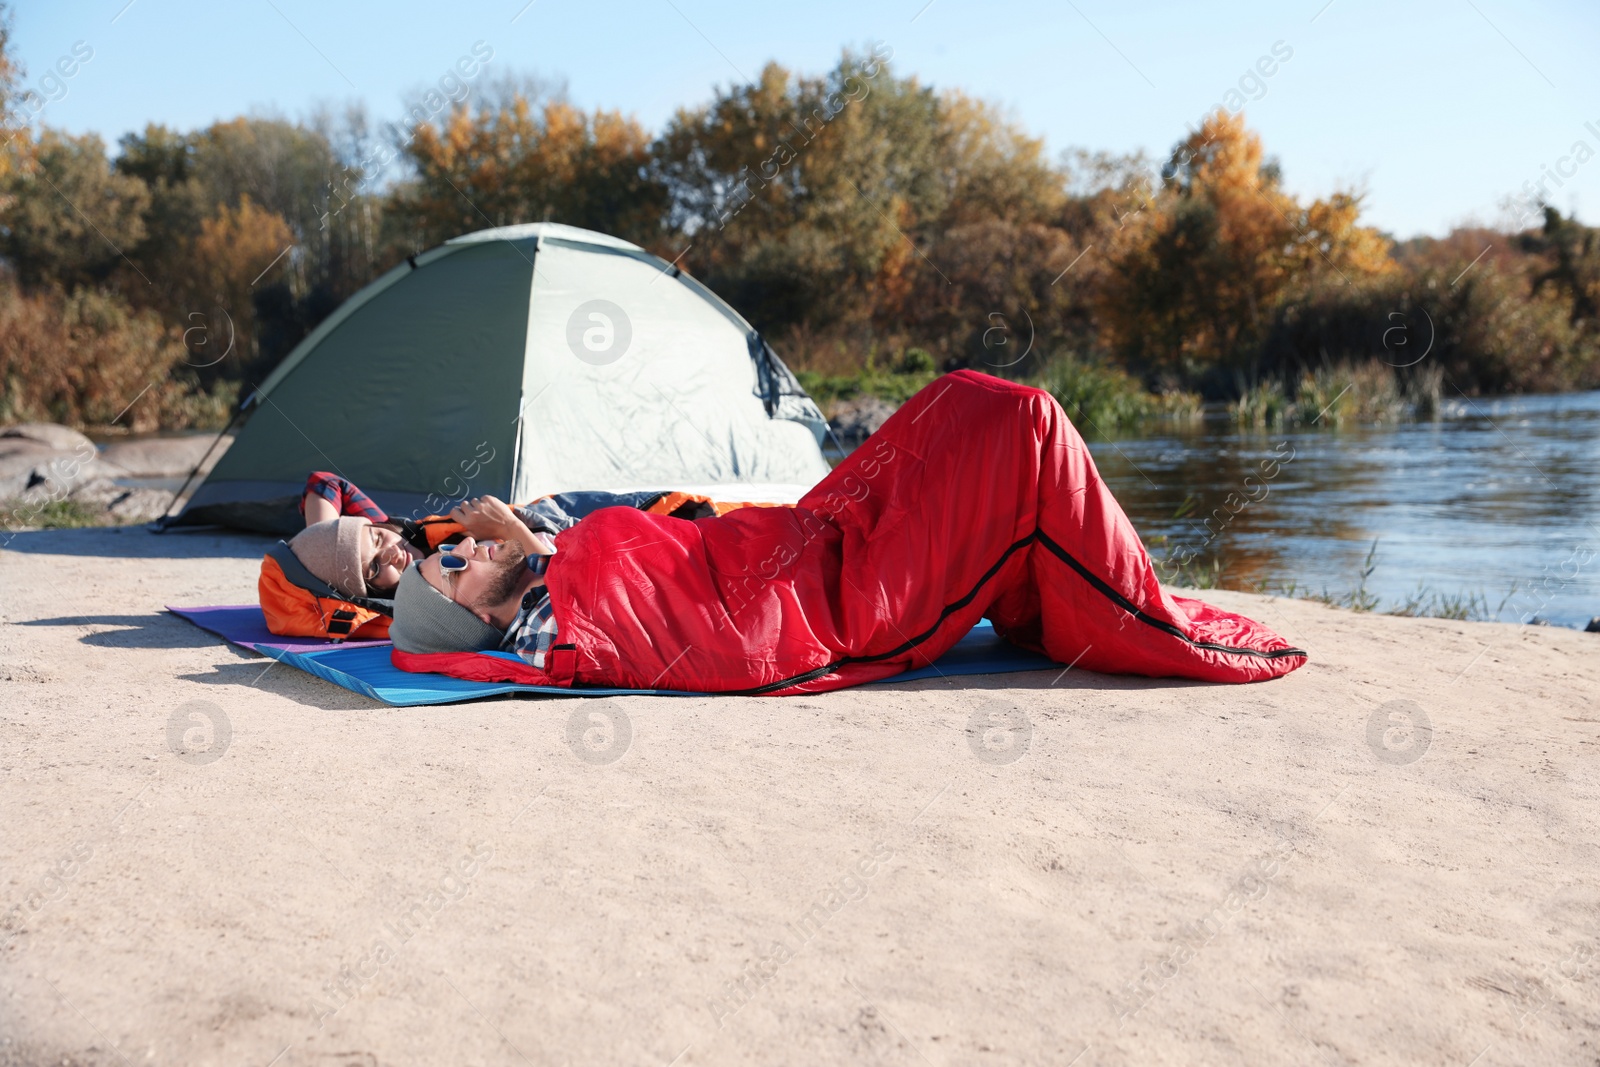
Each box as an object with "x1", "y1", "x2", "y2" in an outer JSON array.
[{"x1": 469, "y1": 538, "x2": 528, "y2": 613}]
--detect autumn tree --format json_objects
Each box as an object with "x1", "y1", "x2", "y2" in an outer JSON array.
[
  {"x1": 1526, "y1": 206, "x2": 1600, "y2": 325},
  {"x1": 0, "y1": 1, "x2": 22, "y2": 184},
  {"x1": 1096, "y1": 110, "x2": 1391, "y2": 377},
  {"x1": 0, "y1": 129, "x2": 149, "y2": 290},
  {"x1": 113, "y1": 118, "x2": 381, "y2": 379},
  {"x1": 653, "y1": 50, "x2": 1086, "y2": 370},
  {"x1": 170, "y1": 196, "x2": 294, "y2": 380},
  {"x1": 115, "y1": 124, "x2": 204, "y2": 301},
  {"x1": 654, "y1": 52, "x2": 941, "y2": 334},
  {"x1": 896, "y1": 90, "x2": 1093, "y2": 370},
  {"x1": 390, "y1": 96, "x2": 663, "y2": 251},
  {"x1": 934, "y1": 91, "x2": 1064, "y2": 228}
]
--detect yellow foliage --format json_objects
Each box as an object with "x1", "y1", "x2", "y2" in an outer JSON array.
[
  {"x1": 181, "y1": 196, "x2": 293, "y2": 370},
  {"x1": 935, "y1": 90, "x2": 1063, "y2": 226},
  {"x1": 1098, "y1": 110, "x2": 1393, "y2": 371},
  {"x1": 191, "y1": 196, "x2": 294, "y2": 296},
  {"x1": 400, "y1": 97, "x2": 660, "y2": 245}
]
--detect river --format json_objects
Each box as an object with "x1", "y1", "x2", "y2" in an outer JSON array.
[{"x1": 1088, "y1": 390, "x2": 1600, "y2": 629}]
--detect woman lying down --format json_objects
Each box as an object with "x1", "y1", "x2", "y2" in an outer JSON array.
[{"x1": 364, "y1": 371, "x2": 1307, "y2": 695}]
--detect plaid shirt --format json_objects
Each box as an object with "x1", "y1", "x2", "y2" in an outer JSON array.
[
  {"x1": 301, "y1": 471, "x2": 388, "y2": 522},
  {"x1": 502, "y1": 553, "x2": 559, "y2": 669}
]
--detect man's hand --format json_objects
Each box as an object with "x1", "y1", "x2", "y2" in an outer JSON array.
[
  {"x1": 449, "y1": 496, "x2": 555, "y2": 556},
  {"x1": 448, "y1": 495, "x2": 519, "y2": 540}
]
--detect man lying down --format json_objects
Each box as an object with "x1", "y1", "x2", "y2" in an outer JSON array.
[
  {"x1": 388, "y1": 371, "x2": 1308, "y2": 695},
  {"x1": 390, "y1": 498, "x2": 562, "y2": 669}
]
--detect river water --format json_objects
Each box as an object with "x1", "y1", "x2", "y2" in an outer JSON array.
[{"x1": 1087, "y1": 390, "x2": 1600, "y2": 629}]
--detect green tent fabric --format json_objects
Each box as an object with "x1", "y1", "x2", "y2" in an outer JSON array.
[{"x1": 174, "y1": 223, "x2": 831, "y2": 531}]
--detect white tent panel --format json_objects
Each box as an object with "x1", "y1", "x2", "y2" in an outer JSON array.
[
  {"x1": 511, "y1": 242, "x2": 830, "y2": 501},
  {"x1": 447, "y1": 221, "x2": 640, "y2": 252}
]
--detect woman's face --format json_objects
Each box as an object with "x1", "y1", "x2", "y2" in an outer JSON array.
[{"x1": 363, "y1": 525, "x2": 422, "y2": 594}]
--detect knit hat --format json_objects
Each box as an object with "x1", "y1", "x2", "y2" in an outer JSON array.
[
  {"x1": 389, "y1": 561, "x2": 505, "y2": 654},
  {"x1": 287, "y1": 517, "x2": 371, "y2": 599}
]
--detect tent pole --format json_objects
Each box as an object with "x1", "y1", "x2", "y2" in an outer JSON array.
[
  {"x1": 822, "y1": 419, "x2": 850, "y2": 466},
  {"x1": 151, "y1": 399, "x2": 252, "y2": 532}
]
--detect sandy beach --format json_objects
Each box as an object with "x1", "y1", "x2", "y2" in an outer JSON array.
[{"x1": 1, "y1": 524, "x2": 1596, "y2": 1066}]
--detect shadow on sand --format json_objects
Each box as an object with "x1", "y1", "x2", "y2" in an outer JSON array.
[
  {"x1": 18, "y1": 610, "x2": 380, "y2": 710},
  {"x1": 177, "y1": 660, "x2": 388, "y2": 712},
  {"x1": 17, "y1": 612, "x2": 233, "y2": 650},
  {"x1": 1, "y1": 524, "x2": 272, "y2": 559},
  {"x1": 867, "y1": 667, "x2": 1211, "y2": 696}
]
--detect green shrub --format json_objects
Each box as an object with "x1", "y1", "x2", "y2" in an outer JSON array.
[
  {"x1": 796, "y1": 346, "x2": 941, "y2": 410},
  {"x1": 896, "y1": 347, "x2": 936, "y2": 375},
  {"x1": 1036, "y1": 357, "x2": 1199, "y2": 434}
]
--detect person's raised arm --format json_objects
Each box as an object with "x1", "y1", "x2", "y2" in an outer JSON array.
[
  {"x1": 300, "y1": 471, "x2": 388, "y2": 529},
  {"x1": 302, "y1": 491, "x2": 339, "y2": 526},
  {"x1": 448, "y1": 496, "x2": 556, "y2": 558}
]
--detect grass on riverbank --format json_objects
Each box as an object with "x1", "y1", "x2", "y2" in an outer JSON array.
[
  {"x1": 795, "y1": 351, "x2": 940, "y2": 410},
  {"x1": 1232, "y1": 361, "x2": 1445, "y2": 427},
  {"x1": 0, "y1": 498, "x2": 114, "y2": 530},
  {"x1": 804, "y1": 354, "x2": 1459, "y2": 437},
  {"x1": 1037, "y1": 359, "x2": 1202, "y2": 433},
  {"x1": 1160, "y1": 539, "x2": 1542, "y2": 624},
  {"x1": 1267, "y1": 578, "x2": 1518, "y2": 622},
  {"x1": 801, "y1": 353, "x2": 1203, "y2": 433}
]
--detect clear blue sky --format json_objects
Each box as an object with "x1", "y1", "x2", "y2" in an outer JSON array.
[{"x1": 13, "y1": 0, "x2": 1600, "y2": 237}]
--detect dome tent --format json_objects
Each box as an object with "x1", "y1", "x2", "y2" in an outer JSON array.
[{"x1": 169, "y1": 222, "x2": 831, "y2": 532}]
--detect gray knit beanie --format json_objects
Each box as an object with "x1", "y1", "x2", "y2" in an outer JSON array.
[
  {"x1": 288, "y1": 517, "x2": 371, "y2": 599},
  {"x1": 389, "y1": 561, "x2": 505, "y2": 654}
]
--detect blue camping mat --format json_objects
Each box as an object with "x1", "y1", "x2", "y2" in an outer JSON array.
[{"x1": 169, "y1": 605, "x2": 1063, "y2": 707}]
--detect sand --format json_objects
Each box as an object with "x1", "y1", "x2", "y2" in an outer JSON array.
[{"x1": 1, "y1": 525, "x2": 1596, "y2": 1066}]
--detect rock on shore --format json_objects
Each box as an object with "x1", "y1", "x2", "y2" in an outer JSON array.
[
  {"x1": 828, "y1": 396, "x2": 900, "y2": 449},
  {"x1": 0, "y1": 423, "x2": 231, "y2": 526}
]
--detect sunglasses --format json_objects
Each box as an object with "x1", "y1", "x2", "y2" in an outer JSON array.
[{"x1": 436, "y1": 543, "x2": 475, "y2": 604}]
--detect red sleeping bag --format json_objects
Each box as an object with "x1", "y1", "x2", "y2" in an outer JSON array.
[{"x1": 393, "y1": 371, "x2": 1307, "y2": 693}]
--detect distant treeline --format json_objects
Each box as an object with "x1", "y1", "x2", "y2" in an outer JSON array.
[{"x1": 1, "y1": 20, "x2": 1596, "y2": 431}]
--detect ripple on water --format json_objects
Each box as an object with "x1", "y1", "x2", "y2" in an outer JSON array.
[{"x1": 1087, "y1": 391, "x2": 1600, "y2": 627}]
